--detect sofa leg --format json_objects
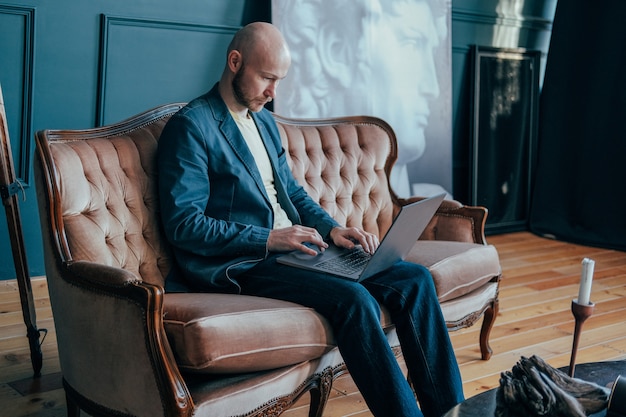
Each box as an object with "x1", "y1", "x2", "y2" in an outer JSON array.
[
  {"x1": 308, "y1": 368, "x2": 333, "y2": 417},
  {"x1": 66, "y1": 391, "x2": 81, "y2": 417},
  {"x1": 479, "y1": 299, "x2": 499, "y2": 360},
  {"x1": 308, "y1": 389, "x2": 323, "y2": 417}
]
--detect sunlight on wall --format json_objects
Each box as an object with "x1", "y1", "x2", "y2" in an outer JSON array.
[{"x1": 492, "y1": 0, "x2": 524, "y2": 47}]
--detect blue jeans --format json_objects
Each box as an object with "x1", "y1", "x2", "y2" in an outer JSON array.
[{"x1": 237, "y1": 257, "x2": 464, "y2": 417}]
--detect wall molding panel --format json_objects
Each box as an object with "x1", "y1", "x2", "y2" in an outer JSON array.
[
  {"x1": 97, "y1": 15, "x2": 239, "y2": 125},
  {"x1": 451, "y1": 7, "x2": 553, "y2": 55},
  {"x1": 452, "y1": 8, "x2": 553, "y2": 32},
  {"x1": 0, "y1": 5, "x2": 35, "y2": 183}
]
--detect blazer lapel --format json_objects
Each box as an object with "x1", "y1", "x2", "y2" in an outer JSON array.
[
  {"x1": 219, "y1": 115, "x2": 269, "y2": 202},
  {"x1": 253, "y1": 114, "x2": 301, "y2": 225},
  {"x1": 207, "y1": 86, "x2": 301, "y2": 225}
]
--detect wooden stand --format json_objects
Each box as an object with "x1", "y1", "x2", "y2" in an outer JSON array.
[
  {"x1": 0, "y1": 84, "x2": 45, "y2": 377},
  {"x1": 569, "y1": 298, "x2": 595, "y2": 377}
]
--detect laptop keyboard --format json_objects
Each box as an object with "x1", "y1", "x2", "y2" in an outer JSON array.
[{"x1": 315, "y1": 247, "x2": 371, "y2": 275}]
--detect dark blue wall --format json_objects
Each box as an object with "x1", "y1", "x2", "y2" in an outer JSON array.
[
  {"x1": 0, "y1": 0, "x2": 554, "y2": 280},
  {"x1": 0, "y1": 0, "x2": 269, "y2": 279}
]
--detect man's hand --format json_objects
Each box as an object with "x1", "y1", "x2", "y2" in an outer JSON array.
[
  {"x1": 329, "y1": 226, "x2": 379, "y2": 255},
  {"x1": 267, "y1": 225, "x2": 328, "y2": 255}
]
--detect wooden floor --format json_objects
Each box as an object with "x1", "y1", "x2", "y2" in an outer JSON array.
[{"x1": 1, "y1": 231, "x2": 625, "y2": 417}]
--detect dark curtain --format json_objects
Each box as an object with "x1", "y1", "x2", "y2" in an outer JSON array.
[{"x1": 529, "y1": 0, "x2": 626, "y2": 251}]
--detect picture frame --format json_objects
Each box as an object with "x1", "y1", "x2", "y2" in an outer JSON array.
[{"x1": 469, "y1": 45, "x2": 541, "y2": 234}]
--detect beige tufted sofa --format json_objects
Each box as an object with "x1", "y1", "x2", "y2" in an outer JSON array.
[{"x1": 35, "y1": 103, "x2": 501, "y2": 417}]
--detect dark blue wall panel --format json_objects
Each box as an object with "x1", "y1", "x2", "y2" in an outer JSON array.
[{"x1": 98, "y1": 16, "x2": 238, "y2": 124}]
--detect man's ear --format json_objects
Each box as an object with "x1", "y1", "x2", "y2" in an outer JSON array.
[{"x1": 227, "y1": 50, "x2": 242, "y2": 72}]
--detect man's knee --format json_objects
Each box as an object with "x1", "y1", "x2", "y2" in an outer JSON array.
[
  {"x1": 337, "y1": 285, "x2": 381, "y2": 320},
  {"x1": 397, "y1": 261, "x2": 431, "y2": 278},
  {"x1": 385, "y1": 262, "x2": 438, "y2": 301}
]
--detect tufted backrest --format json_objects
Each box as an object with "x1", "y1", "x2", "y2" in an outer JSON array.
[
  {"x1": 35, "y1": 106, "x2": 401, "y2": 288},
  {"x1": 35, "y1": 104, "x2": 185, "y2": 287},
  {"x1": 275, "y1": 114, "x2": 398, "y2": 238}
]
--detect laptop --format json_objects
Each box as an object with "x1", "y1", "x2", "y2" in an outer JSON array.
[{"x1": 276, "y1": 193, "x2": 446, "y2": 281}]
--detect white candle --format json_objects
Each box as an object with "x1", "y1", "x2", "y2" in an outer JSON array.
[{"x1": 577, "y1": 258, "x2": 595, "y2": 305}]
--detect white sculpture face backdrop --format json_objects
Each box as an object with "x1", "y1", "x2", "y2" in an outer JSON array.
[{"x1": 273, "y1": 0, "x2": 453, "y2": 198}]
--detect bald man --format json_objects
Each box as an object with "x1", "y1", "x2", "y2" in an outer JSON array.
[{"x1": 158, "y1": 22, "x2": 464, "y2": 417}]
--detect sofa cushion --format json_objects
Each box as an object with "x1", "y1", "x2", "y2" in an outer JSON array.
[
  {"x1": 163, "y1": 293, "x2": 336, "y2": 374},
  {"x1": 406, "y1": 241, "x2": 501, "y2": 303}
]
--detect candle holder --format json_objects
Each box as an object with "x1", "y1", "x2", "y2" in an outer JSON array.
[{"x1": 569, "y1": 298, "x2": 595, "y2": 377}]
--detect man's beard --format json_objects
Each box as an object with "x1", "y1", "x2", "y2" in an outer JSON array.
[
  {"x1": 232, "y1": 64, "x2": 269, "y2": 112},
  {"x1": 232, "y1": 65, "x2": 249, "y2": 108}
]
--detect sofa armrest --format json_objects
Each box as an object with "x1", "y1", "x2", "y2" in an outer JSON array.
[
  {"x1": 398, "y1": 197, "x2": 488, "y2": 244},
  {"x1": 67, "y1": 259, "x2": 142, "y2": 286},
  {"x1": 58, "y1": 260, "x2": 192, "y2": 417}
]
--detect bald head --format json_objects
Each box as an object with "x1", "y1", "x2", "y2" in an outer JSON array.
[
  {"x1": 227, "y1": 22, "x2": 291, "y2": 68},
  {"x1": 219, "y1": 22, "x2": 291, "y2": 114}
]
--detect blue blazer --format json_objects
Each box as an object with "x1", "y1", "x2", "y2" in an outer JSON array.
[{"x1": 158, "y1": 84, "x2": 339, "y2": 293}]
